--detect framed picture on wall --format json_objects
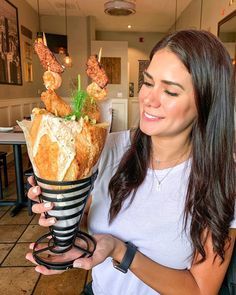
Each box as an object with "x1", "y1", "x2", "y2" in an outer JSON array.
[
  {"x1": 24, "y1": 41, "x2": 33, "y2": 82},
  {"x1": 25, "y1": 61, "x2": 33, "y2": 82},
  {"x1": 138, "y1": 60, "x2": 150, "y2": 92},
  {"x1": 0, "y1": 0, "x2": 22, "y2": 85},
  {"x1": 24, "y1": 42, "x2": 32, "y2": 61},
  {"x1": 101, "y1": 57, "x2": 121, "y2": 84}
]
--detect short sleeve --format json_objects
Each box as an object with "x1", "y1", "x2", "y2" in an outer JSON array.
[{"x1": 229, "y1": 202, "x2": 236, "y2": 228}]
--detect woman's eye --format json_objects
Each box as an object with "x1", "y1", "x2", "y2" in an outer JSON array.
[
  {"x1": 143, "y1": 81, "x2": 153, "y2": 87},
  {"x1": 164, "y1": 90, "x2": 179, "y2": 97}
]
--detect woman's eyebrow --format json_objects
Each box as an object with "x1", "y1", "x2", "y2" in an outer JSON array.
[
  {"x1": 161, "y1": 80, "x2": 185, "y2": 90},
  {"x1": 143, "y1": 71, "x2": 154, "y2": 81}
]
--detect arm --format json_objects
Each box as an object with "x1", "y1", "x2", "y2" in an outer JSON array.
[
  {"x1": 26, "y1": 176, "x2": 235, "y2": 293},
  {"x1": 110, "y1": 229, "x2": 236, "y2": 295},
  {"x1": 74, "y1": 229, "x2": 235, "y2": 295}
]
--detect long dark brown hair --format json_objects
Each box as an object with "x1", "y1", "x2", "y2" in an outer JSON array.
[{"x1": 108, "y1": 30, "x2": 235, "y2": 262}]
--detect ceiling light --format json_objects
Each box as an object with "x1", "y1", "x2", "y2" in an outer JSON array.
[
  {"x1": 64, "y1": 53, "x2": 72, "y2": 67},
  {"x1": 104, "y1": 0, "x2": 136, "y2": 16},
  {"x1": 128, "y1": 25, "x2": 132, "y2": 29}
]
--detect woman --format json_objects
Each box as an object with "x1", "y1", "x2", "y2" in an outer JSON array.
[{"x1": 27, "y1": 30, "x2": 236, "y2": 295}]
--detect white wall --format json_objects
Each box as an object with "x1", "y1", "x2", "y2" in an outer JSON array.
[{"x1": 174, "y1": 0, "x2": 236, "y2": 34}]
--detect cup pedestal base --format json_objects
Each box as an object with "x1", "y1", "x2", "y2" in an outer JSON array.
[{"x1": 33, "y1": 230, "x2": 96, "y2": 270}]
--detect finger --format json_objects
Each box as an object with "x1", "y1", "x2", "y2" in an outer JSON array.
[
  {"x1": 32, "y1": 201, "x2": 54, "y2": 214},
  {"x1": 29, "y1": 242, "x2": 52, "y2": 252},
  {"x1": 38, "y1": 213, "x2": 57, "y2": 227},
  {"x1": 29, "y1": 243, "x2": 35, "y2": 250},
  {"x1": 73, "y1": 257, "x2": 93, "y2": 270},
  {"x1": 28, "y1": 186, "x2": 41, "y2": 202},
  {"x1": 25, "y1": 252, "x2": 39, "y2": 266},
  {"x1": 35, "y1": 265, "x2": 65, "y2": 275},
  {"x1": 27, "y1": 176, "x2": 36, "y2": 186},
  {"x1": 26, "y1": 252, "x2": 65, "y2": 275}
]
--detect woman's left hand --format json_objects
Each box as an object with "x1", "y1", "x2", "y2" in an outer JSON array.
[
  {"x1": 73, "y1": 234, "x2": 125, "y2": 269},
  {"x1": 26, "y1": 234, "x2": 125, "y2": 274}
]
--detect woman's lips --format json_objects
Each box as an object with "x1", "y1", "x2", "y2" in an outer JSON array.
[{"x1": 143, "y1": 111, "x2": 164, "y2": 121}]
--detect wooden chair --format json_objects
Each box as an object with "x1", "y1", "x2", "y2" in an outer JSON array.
[{"x1": 0, "y1": 152, "x2": 8, "y2": 199}]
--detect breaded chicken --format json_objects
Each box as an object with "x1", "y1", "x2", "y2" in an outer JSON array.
[{"x1": 41, "y1": 89, "x2": 72, "y2": 117}]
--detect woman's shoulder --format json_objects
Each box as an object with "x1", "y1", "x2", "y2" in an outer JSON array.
[
  {"x1": 106, "y1": 129, "x2": 131, "y2": 149},
  {"x1": 98, "y1": 130, "x2": 131, "y2": 171}
]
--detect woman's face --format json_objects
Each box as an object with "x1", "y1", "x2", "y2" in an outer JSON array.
[{"x1": 139, "y1": 48, "x2": 197, "y2": 139}]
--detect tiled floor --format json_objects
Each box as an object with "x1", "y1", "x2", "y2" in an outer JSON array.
[{"x1": 0, "y1": 155, "x2": 91, "y2": 295}]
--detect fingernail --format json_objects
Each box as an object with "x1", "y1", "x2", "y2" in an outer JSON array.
[
  {"x1": 32, "y1": 186, "x2": 39, "y2": 194},
  {"x1": 49, "y1": 218, "x2": 56, "y2": 224},
  {"x1": 44, "y1": 202, "x2": 52, "y2": 208},
  {"x1": 73, "y1": 261, "x2": 82, "y2": 268}
]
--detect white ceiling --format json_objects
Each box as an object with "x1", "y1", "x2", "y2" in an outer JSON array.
[{"x1": 25, "y1": 0, "x2": 193, "y2": 33}]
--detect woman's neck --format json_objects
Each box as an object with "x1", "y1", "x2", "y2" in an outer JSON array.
[{"x1": 151, "y1": 135, "x2": 192, "y2": 170}]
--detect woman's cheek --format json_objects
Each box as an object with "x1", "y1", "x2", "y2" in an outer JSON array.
[
  {"x1": 164, "y1": 99, "x2": 178, "y2": 114},
  {"x1": 138, "y1": 86, "x2": 145, "y2": 101}
]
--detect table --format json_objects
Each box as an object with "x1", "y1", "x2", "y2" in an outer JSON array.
[{"x1": 0, "y1": 132, "x2": 28, "y2": 216}]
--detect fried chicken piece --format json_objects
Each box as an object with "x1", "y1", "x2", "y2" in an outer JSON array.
[
  {"x1": 43, "y1": 70, "x2": 62, "y2": 90},
  {"x1": 82, "y1": 99, "x2": 100, "y2": 122},
  {"x1": 34, "y1": 41, "x2": 64, "y2": 74},
  {"x1": 41, "y1": 89, "x2": 72, "y2": 117},
  {"x1": 86, "y1": 55, "x2": 108, "y2": 88},
  {"x1": 87, "y1": 82, "x2": 108, "y2": 101}
]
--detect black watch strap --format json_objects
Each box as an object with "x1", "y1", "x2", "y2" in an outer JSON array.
[{"x1": 112, "y1": 242, "x2": 137, "y2": 273}]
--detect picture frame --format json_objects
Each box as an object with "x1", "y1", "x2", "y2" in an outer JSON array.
[
  {"x1": 24, "y1": 42, "x2": 32, "y2": 61},
  {"x1": 0, "y1": 0, "x2": 22, "y2": 85},
  {"x1": 25, "y1": 61, "x2": 33, "y2": 82},
  {"x1": 24, "y1": 41, "x2": 33, "y2": 82},
  {"x1": 101, "y1": 57, "x2": 121, "y2": 84},
  {"x1": 138, "y1": 60, "x2": 150, "y2": 92}
]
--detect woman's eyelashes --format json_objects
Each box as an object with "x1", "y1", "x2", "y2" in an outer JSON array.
[
  {"x1": 143, "y1": 81, "x2": 154, "y2": 87},
  {"x1": 164, "y1": 90, "x2": 179, "y2": 97},
  {"x1": 142, "y1": 75, "x2": 180, "y2": 97},
  {"x1": 143, "y1": 81, "x2": 179, "y2": 97}
]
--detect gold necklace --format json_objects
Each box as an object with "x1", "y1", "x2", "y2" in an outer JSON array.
[
  {"x1": 154, "y1": 158, "x2": 181, "y2": 192},
  {"x1": 153, "y1": 149, "x2": 190, "y2": 192}
]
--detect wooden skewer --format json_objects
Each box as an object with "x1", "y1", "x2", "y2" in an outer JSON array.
[
  {"x1": 98, "y1": 47, "x2": 102, "y2": 63},
  {"x1": 43, "y1": 32, "x2": 47, "y2": 46}
]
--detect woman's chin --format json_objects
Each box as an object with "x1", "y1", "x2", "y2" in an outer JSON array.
[{"x1": 140, "y1": 123, "x2": 158, "y2": 136}]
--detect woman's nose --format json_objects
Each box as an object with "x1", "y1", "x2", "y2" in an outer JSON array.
[{"x1": 143, "y1": 88, "x2": 161, "y2": 108}]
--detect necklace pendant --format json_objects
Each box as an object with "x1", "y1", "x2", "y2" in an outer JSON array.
[{"x1": 157, "y1": 182, "x2": 161, "y2": 192}]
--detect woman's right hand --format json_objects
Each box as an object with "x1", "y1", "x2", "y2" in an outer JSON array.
[{"x1": 27, "y1": 176, "x2": 57, "y2": 227}]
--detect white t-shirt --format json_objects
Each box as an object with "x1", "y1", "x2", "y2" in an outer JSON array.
[{"x1": 88, "y1": 130, "x2": 236, "y2": 295}]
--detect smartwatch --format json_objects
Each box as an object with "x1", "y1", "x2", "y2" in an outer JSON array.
[{"x1": 112, "y1": 242, "x2": 137, "y2": 273}]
